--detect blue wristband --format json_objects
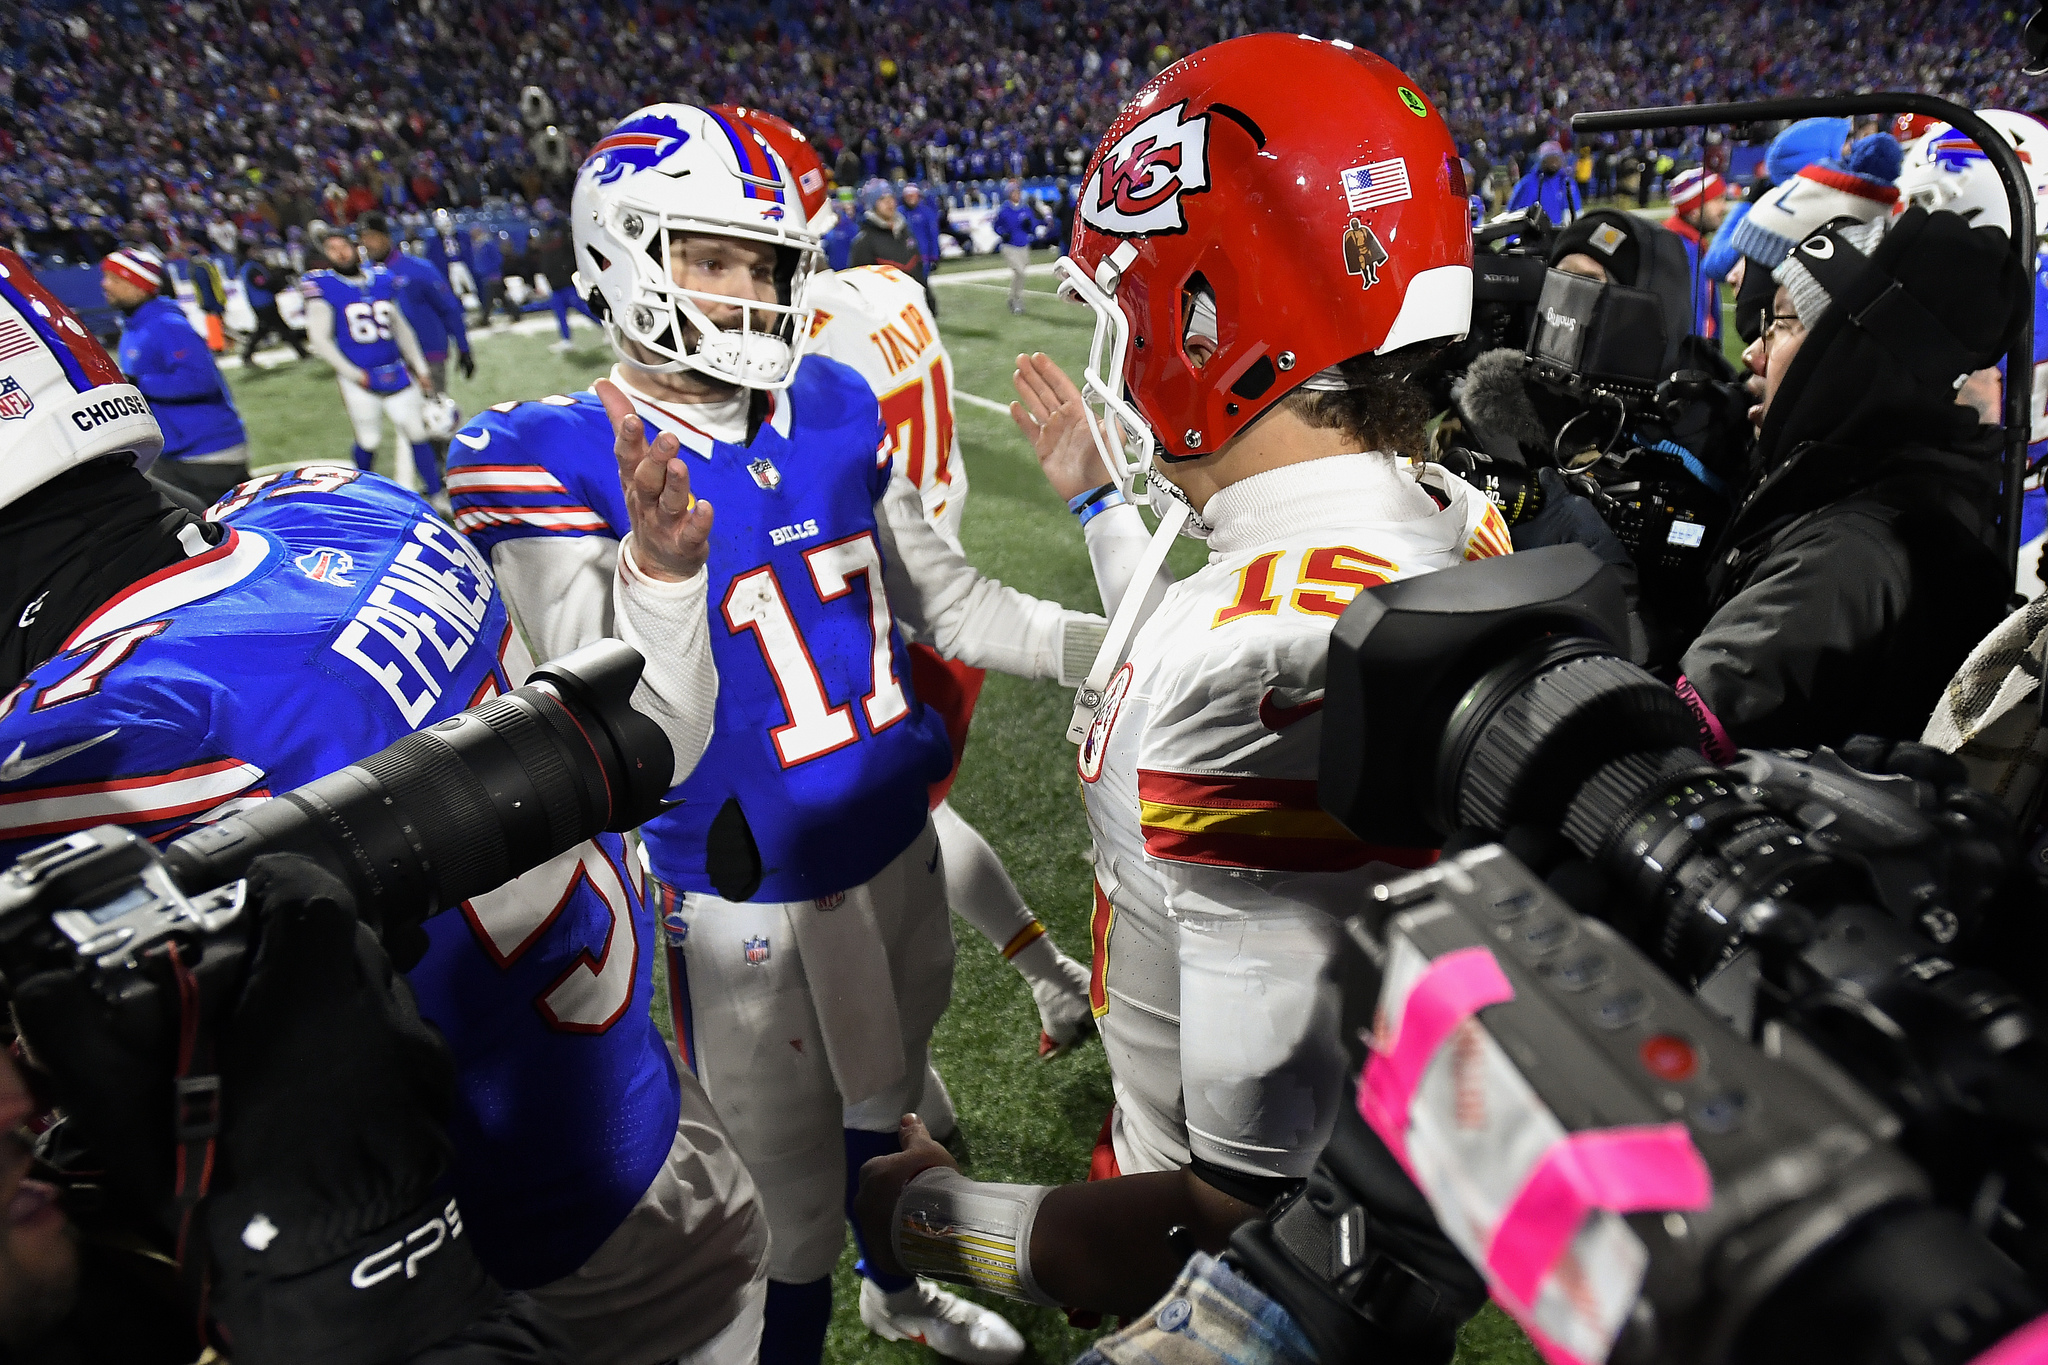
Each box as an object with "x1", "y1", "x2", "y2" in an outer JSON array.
[{"x1": 1069, "y1": 482, "x2": 1124, "y2": 527}]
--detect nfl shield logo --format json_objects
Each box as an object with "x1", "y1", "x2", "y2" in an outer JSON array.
[
  {"x1": 743, "y1": 935, "x2": 771, "y2": 966},
  {"x1": 0, "y1": 377, "x2": 32, "y2": 421},
  {"x1": 748, "y1": 457, "x2": 781, "y2": 491},
  {"x1": 814, "y1": 892, "x2": 845, "y2": 911}
]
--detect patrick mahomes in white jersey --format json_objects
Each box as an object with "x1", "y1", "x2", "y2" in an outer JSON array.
[
  {"x1": 854, "y1": 35, "x2": 1500, "y2": 1346},
  {"x1": 734, "y1": 108, "x2": 1096, "y2": 1065}
]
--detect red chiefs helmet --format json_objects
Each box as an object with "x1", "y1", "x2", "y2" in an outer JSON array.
[
  {"x1": 1059, "y1": 34, "x2": 1472, "y2": 508},
  {"x1": 1891, "y1": 112, "x2": 1941, "y2": 151},
  {"x1": 714, "y1": 106, "x2": 832, "y2": 234}
]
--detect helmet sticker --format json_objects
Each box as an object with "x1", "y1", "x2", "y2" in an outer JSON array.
[
  {"x1": 1081, "y1": 101, "x2": 1212, "y2": 237},
  {"x1": 1341, "y1": 158, "x2": 1413, "y2": 213},
  {"x1": 584, "y1": 120, "x2": 693, "y2": 185},
  {"x1": 1398, "y1": 87, "x2": 1429, "y2": 117},
  {"x1": 1343, "y1": 218, "x2": 1388, "y2": 289}
]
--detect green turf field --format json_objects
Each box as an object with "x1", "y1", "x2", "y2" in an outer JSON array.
[{"x1": 225, "y1": 249, "x2": 1540, "y2": 1365}]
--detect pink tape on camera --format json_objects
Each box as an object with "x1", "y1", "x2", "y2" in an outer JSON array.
[
  {"x1": 1356, "y1": 944, "x2": 1713, "y2": 1365},
  {"x1": 1970, "y1": 1314, "x2": 2048, "y2": 1365},
  {"x1": 1357, "y1": 945, "x2": 1514, "y2": 1165}
]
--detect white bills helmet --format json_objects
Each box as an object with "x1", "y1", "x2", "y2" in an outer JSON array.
[
  {"x1": 570, "y1": 103, "x2": 823, "y2": 390},
  {"x1": 1896, "y1": 109, "x2": 2048, "y2": 240},
  {"x1": 0, "y1": 247, "x2": 162, "y2": 511},
  {"x1": 421, "y1": 392, "x2": 461, "y2": 440}
]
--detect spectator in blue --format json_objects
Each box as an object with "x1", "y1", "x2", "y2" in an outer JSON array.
[
  {"x1": 359, "y1": 210, "x2": 473, "y2": 391},
  {"x1": 470, "y1": 227, "x2": 513, "y2": 326},
  {"x1": 992, "y1": 178, "x2": 1040, "y2": 314},
  {"x1": 100, "y1": 248, "x2": 249, "y2": 507},
  {"x1": 899, "y1": 181, "x2": 943, "y2": 313},
  {"x1": 1701, "y1": 117, "x2": 1854, "y2": 284},
  {"x1": 236, "y1": 241, "x2": 308, "y2": 362},
  {"x1": 823, "y1": 190, "x2": 860, "y2": 272},
  {"x1": 1508, "y1": 140, "x2": 1583, "y2": 225}
]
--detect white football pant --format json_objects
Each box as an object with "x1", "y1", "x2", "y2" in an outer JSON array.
[
  {"x1": 339, "y1": 381, "x2": 429, "y2": 492},
  {"x1": 661, "y1": 818, "x2": 953, "y2": 1283}
]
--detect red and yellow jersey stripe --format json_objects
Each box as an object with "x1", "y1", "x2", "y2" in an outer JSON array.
[
  {"x1": 1464, "y1": 500, "x2": 1513, "y2": 561},
  {"x1": 1136, "y1": 769, "x2": 1437, "y2": 874}
]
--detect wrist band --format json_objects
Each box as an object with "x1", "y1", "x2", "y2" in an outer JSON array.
[
  {"x1": 1068, "y1": 482, "x2": 1125, "y2": 527},
  {"x1": 893, "y1": 1167, "x2": 1060, "y2": 1306}
]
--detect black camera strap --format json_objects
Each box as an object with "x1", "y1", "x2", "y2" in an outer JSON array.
[
  {"x1": 163, "y1": 939, "x2": 229, "y2": 1334},
  {"x1": 1790, "y1": 227, "x2": 1980, "y2": 396}
]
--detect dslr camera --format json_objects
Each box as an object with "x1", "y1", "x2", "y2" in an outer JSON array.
[
  {"x1": 0, "y1": 640, "x2": 673, "y2": 1036},
  {"x1": 1228, "y1": 548, "x2": 2048, "y2": 1365}
]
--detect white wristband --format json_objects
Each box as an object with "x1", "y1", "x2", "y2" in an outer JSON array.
[{"x1": 893, "y1": 1167, "x2": 1059, "y2": 1306}]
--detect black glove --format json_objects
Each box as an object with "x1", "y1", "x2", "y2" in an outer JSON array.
[
  {"x1": 456, "y1": 349, "x2": 476, "y2": 381},
  {"x1": 200, "y1": 854, "x2": 495, "y2": 1365}
]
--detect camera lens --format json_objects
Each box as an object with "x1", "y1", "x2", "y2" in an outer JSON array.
[
  {"x1": 1562, "y1": 753, "x2": 1852, "y2": 987},
  {"x1": 1438, "y1": 637, "x2": 1700, "y2": 837},
  {"x1": 161, "y1": 640, "x2": 672, "y2": 914}
]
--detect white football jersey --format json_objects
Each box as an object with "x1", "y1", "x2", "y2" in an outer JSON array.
[
  {"x1": 1076, "y1": 455, "x2": 1512, "y2": 1182},
  {"x1": 807, "y1": 265, "x2": 969, "y2": 548}
]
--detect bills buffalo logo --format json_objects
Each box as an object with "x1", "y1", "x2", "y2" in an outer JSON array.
[
  {"x1": 761, "y1": 205, "x2": 785, "y2": 222},
  {"x1": 294, "y1": 547, "x2": 357, "y2": 586},
  {"x1": 1081, "y1": 101, "x2": 1211, "y2": 237},
  {"x1": 662, "y1": 903, "x2": 689, "y2": 945},
  {"x1": 0, "y1": 376, "x2": 30, "y2": 420},
  {"x1": 584, "y1": 120, "x2": 692, "y2": 185},
  {"x1": 743, "y1": 935, "x2": 771, "y2": 965}
]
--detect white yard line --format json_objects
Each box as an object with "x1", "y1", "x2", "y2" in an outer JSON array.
[
  {"x1": 953, "y1": 389, "x2": 1012, "y2": 415},
  {"x1": 929, "y1": 261, "x2": 1060, "y2": 285}
]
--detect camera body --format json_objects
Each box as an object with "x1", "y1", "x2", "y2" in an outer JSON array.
[
  {"x1": 1255, "y1": 547, "x2": 2048, "y2": 1365},
  {"x1": 0, "y1": 639, "x2": 674, "y2": 1035}
]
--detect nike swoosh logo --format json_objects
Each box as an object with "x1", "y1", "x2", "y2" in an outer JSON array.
[
  {"x1": 0, "y1": 730, "x2": 118, "y2": 783},
  {"x1": 456, "y1": 431, "x2": 490, "y2": 450},
  {"x1": 1257, "y1": 690, "x2": 1324, "y2": 731},
  {"x1": 925, "y1": 847, "x2": 940, "y2": 874}
]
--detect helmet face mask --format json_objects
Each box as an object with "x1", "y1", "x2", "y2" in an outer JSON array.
[{"x1": 572, "y1": 104, "x2": 825, "y2": 391}]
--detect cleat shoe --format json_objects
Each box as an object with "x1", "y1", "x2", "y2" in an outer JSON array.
[
  {"x1": 548, "y1": 338, "x2": 574, "y2": 352},
  {"x1": 1031, "y1": 950, "x2": 1093, "y2": 1056},
  {"x1": 860, "y1": 1277, "x2": 1025, "y2": 1365}
]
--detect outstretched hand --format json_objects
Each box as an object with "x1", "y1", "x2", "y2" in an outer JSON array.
[
  {"x1": 1011, "y1": 351, "x2": 1115, "y2": 503},
  {"x1": 851, "y1": 1113, "x2": 959, "y2": 1280},
  {"x1": 597, "y1": 378, "x2": 715, "y2": 582}
]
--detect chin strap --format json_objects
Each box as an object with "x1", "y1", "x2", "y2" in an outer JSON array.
[{"x1": 1066, "y1": 498, "x2": 1188, "y2": 744}]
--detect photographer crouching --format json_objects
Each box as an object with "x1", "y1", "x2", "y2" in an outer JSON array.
[{"x1": 1675, "y1": 206, "x2": 2024, "y2": 758}]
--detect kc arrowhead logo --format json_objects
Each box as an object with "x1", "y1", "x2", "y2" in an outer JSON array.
[{"x1": 1082, "y1": 102, "x2": 1211, "y2": 237}]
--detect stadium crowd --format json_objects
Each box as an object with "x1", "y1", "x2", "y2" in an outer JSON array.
[{"x1": 0, "y1": 0, "x2": 2035, "y2": 263}]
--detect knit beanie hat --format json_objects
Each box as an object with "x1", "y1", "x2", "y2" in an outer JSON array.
[
  {"x1": 1725, "y1": 159, "x2": 1900, "y2": 272},
  {"x1": 1774, "y1": 216, "x2": 1890, "y2": 331},
  {"x1": 1764, "y1": 117, "x2": 1854, "y2": 184}
]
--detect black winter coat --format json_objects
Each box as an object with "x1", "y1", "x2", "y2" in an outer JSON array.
[{"x1": 1677, "y1": 209, "x2": 2023, "y2": 755}]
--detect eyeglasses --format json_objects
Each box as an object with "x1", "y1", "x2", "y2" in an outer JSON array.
[{"x1": 1754, "y1": 310, "x2": 1804, "y2": 357}]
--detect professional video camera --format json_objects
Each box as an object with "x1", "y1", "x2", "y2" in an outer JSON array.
[
  {"x1": 1430, "y1": 214, "x2": 1753, "y2": 659},
  {"x1": 0, "y1": 639, "x2": 672, "y2": 1034},
  {"x1": 1227, "y1": 548, "x2": 2048, "y2": 1365}
]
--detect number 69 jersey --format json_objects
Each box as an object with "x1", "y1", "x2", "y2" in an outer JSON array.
[
  {"x1": 448, "y1": 356, "x2": 964, "y2": 903},
  {"x1": 1078, "y1": 457, "x2": 1510, "y2": 1185},
  {"x1": 298, "y1": 265, "x2": 409, "y2": 391},
  {"x1": 0, "y1": 468, "x2": 681, "y2": 1290}
]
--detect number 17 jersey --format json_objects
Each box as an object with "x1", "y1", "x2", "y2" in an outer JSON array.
[{"x1": 449, "y1": 356, "x2": 954, "y2": 902}]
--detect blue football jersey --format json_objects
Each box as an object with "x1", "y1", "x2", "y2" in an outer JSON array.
[
  {"x1": 0, "y1": 468, "x2": 679, "y2": 1289},
  {"x1": 447, "y1": 358, "x2": 954, "y2": 903},
  {"x1": 299, "y1": 266, "x2": 410, "y2": 391},
  {"x1": 2013, "y1": 247, "x2": 2048, "y2": 552}
]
